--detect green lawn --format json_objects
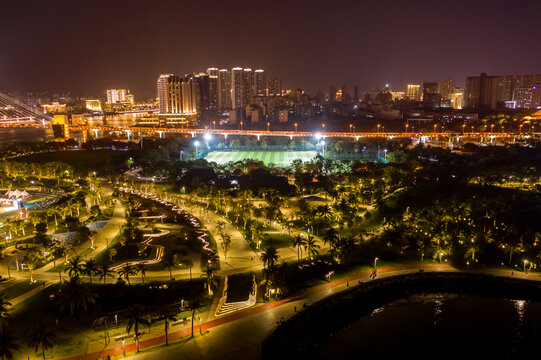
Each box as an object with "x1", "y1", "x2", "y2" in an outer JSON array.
[
  {"x1": 3, "y1": 280, "x2": 45, "y2": 301},
  {"x1": 205, "y1": 150, "x2": 317, "y2": 167}
]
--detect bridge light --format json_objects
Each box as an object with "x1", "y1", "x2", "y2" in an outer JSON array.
[
  {"x1": 204, "y1": 133, "x2": 212, "y2": 141},
  {"x1": 315, "y1": 133, "x2": 322, "y2": 140}
]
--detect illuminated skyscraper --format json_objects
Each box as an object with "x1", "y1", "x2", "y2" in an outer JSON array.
[
  {"x1": 242, "y1": 68, "x2": 254, "y2": 106},
  {"x1": 218, "y1": 69, "x2": 231, "y2": 110},
  {"x1": 106, "y1": 89, "x2": 128, "y2": 104},
  {"x1": 255, "y1": 69, "x2": 266, "y2": 96},
  {"x1": 406, "y1": 84, "x2": 421, "y2": 101},
  {"x1": 157, "y1": 74, "x2": 181, "y2": 114},
  {"x1": 268, "y1": 78, "x2": 282, "y2": 96},
  {"x1": 207, "y1": 67, "x2": 219, "y2": 111},
  {"x1": 465, "y1": 73, "x2": 501, "y2": 109},
  {"x1": 231, "y1": 67, "x2": 243, "y2": 109},
  {"x1": 157, "y1": 74, "x2": 198, "y2": 114},
  {"x1": 438, "y1": 79, "x2": 455, "y2": 100}
]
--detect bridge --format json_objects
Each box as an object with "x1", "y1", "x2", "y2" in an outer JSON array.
[
  {"x1": 0, "y1": 92, "x2": 53, "y2": 124},
  {"x1": 74, "y1": 124, "x2": 539, "y2": 141}
]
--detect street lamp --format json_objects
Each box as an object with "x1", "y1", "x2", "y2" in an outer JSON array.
[
  {"x1": 405, "y1": 123, "x2": 409, "y2": 133},
  {"x1": 294, "y1": 123, "x2": 298, "y2": 133},
  {"x1": 471, "y1": 125, "x2": 474, "y2": 134},
  {"x1": 524, "y1": 259, "x2": 528, "y2": 272},
  {"x1": 439, "y1": 252, "x2": 443, "y2": 263},
  {"x1": 320, "y1": 140, "x2": 326, "y2": 157},
  {"x1": 374, "y1": 257, "x2": 378, "y2": 268},
  {"x1": 462, "y1": 124, "x2": 466, "y2": 133},
  {"x1": 267, "y1": 122, "x2": 270, "y2": 131},
  {"x1": 421, "y1": 253, "x2": 424, "y2": 263},
  {"x1": 194, "y1": 140, "x2": 200, "y2": 157},
  {"x1": 434, "y1": 124, "x2": 437, "y2": 133},
  {"x1": 213, "y1": 120, "x2": 216, "y2": 129},
  {"x1": 490, "y1": 124, "x2": 494, "y2": 133},
  {"x1": 519, "y1": 124, "x2": 523, "y2": 134},
  {"x1": 377, "y1": 124, "x2": 380, "y2": 133},
  {"x1": 349, "y1": 124, "x2": 353, "y2": 133},
  {"x1": 122, "y1": 339, "x2": 126, "y2": 357},
  {"x1": 240, "y1": 121, "x2": 243, "y2": 130},
  {"x1": 322, "y1": 123, "x2": 326, "y2": 132}
]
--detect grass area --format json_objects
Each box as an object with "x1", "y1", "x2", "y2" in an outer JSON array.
[
  {"x1": 205, "y1": 150, "x2": 317, "y2": 167},
  {"x1": 13, "y1": 149, "x2": 131, "y2": 174},
  {"x1": 3, "y1": 280, "x2": 45, "y2": 301},
  {"x1": 261, "y1": 233, "x2": 291, "y2": 250}
]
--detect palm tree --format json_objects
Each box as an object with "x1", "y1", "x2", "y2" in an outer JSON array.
[
  {"x1": 119, "y1": 264, "x2": 137, "y2": 285},
  {"x1": 305, "y1": 235, "x2": 320, "y2": 260},
  {"x1": 125, "y1": 304, "x2": 151, "y2": 352},
  {"x1": 202, "y1": 267, "x2": 217, "y2": 296},
  {"x1": 98, "y1": 263, "x2": 116, "y2": 284},
  {"x1": 136, "y1": 262, "x2": 147, "y2": 284},
  {"x1": 28, "y1": 322, "x2": 55, "y2": 360},
  {"x1": 64, "y1": 256, "x2": 84, "y2": 279},
  {"x1": 290, "y1": 234, "x2": 307, "y2": 260},
  {"x1": 0, "y1": 332, "x2": 20, "y2": 360},
  {"x1": 163, "y1": 255, "x2": 177, "y2": 281},
  {"x1": 322, "y1": 228, "x2": 339, "y2": 250},
  {"x1": 260, "y1": 247, "x2": 279, "y2": 269},
  {"x1": 55, "y1": 277, "x2": 97, "y2": 316},
  {"x1": 83, "y1": 259, "x2": 98, "y2": 284},
  {"x1": 159, "y1": 306, "x2": 178, "y2": 345},
  {"x1": 187, "y1": 296, "x2": 204, "y2": 337}
]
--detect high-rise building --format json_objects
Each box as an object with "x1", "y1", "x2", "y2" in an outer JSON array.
[
  {"x1": 156, "y1": 74, "x2": 199, "y2": 114},
  {"x1": 329, "y1": 85, "x2": 337, "y2": 102},
  {"x1": 268, "y1": 78, "x2": 282, "y2": 96},
  {"x1": 448, "y1": 88, "x2": 464, "y2": 109},
  {"x1": 157, "y1": 74, "x2": 182, "y2": 114},
  {"x1": 255, "y1": 69, "x2": 266, "y2": 96},
  {"x1": 218, "y1": 69, "x2": 231, "y2": 110},
  {"x1": 353, "y1": 86, "x2": 360, "y2": 102},
  {"x1": 106, "y1": 89, "x2": 128, "y2": 104},
  {"x1": 514, "y1": 74, "x2": 541, "y2": 108},
  {"x1": 422, "y1": 81, "x2": 441, "y2": 107},
  {"x1": 207, "y1": 68, "x2": 219, "y2": 111},
  {"x1": 181, "y1": 75, "x2": 199, "y2": 114},
  {"x1": 464, "y1": 73, "x2": 503, "y2": 110},
  {"x1": 406, "y1": 84, "x2": 421, "y2": 101},
  {"x1": 242, "y1": 68, "x2": 255, "y2": 107},
  {"x1": 196, "y1": 73, "x2": 212, "y2": 111},
  {"x1": 438, "y1": 79, "x2": 455, "y2": 100},
  {"x1": 231, "y1": 67, "x2": 243, "y2": 109},
  {"x1": 497, "y1": 76, "x2": 514, "y2": 103}
]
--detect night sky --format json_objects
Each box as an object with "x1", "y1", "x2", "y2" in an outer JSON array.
[{"x1": 1, "y1": 0, "x2": 540, "y2": 97}]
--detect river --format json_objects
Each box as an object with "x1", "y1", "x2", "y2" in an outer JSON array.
[{"x1": 319, "y1": 294, "x2": 541, "y2": 358}]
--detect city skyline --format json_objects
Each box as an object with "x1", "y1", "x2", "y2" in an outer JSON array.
[{"x1": 1, "y1": 0, "x2": 541, "y2": 96}]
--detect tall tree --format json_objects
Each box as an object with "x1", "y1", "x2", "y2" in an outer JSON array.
[
  {"x1": 291, "y1": 234, "x2": 307, "y2": 261},
  {"x1": 260, "y1": 247, "x2": 279, "y2": 269},
  {"x1": 119, "y1": 264, "x2": 137, "y2": 285},
  {"x1": 159, "y1": 306, "x2": 178, "y2": 346},
  {"x1": 28, "y1": 322, "x2": 55, "y2": 360},
  {"x1": 98, "y1": 263, "x2": 116, "y2": 284},
  {"x1": 125, "y1": 304, "x2": 151, "y2": 352},
  {"x1": 64, "y1": 256, "x2": 84, "y2": 279},
  {"x1": 0, "y1": 332, "x2": 20, "y2": 360}
]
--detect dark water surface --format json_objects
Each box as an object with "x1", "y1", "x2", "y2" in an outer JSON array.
[
  {"x1": 0, "y1": 127, "x2": 53, "y2": 144},
  {"x1": 319, "y1": 294, "x2": 541, "y2": 359}
]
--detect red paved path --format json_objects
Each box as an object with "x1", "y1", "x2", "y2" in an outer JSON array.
[{"x1": 62, "y1": 263, "x2": 453, "y2": 360}]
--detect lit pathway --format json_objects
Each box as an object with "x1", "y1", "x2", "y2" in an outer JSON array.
[{"x1": 59, "y1": 263, "x2": 458, "y2": 360}]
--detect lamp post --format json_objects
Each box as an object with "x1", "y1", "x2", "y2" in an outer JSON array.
[
  {"x1": 524, "y1": 259, "x2": 528, "y2": 272},
  {"x1": 462, "y1": 124, "x2": 466, "y2": 133},
  {"x1": 320, "y1": 140, "x2": 326, "y2": 157},
  {"x1": 519, "y1": 124, "x2": 523, "y2": 135},
  {"x1": 194, "y1": 140, "x2": 200, "y2": 158},
  {"x1": 439, "y1": 252, "x2": 443, "y2": 263},
  {"x1": 122, "y1": 339, "x2": 126, "y2": 357},
  {"x1": 294, "y1": 123, "x2": 298, "y2": 133},
  {"x1": 377, "y1": 124, "x2": 381, "y2": 133},
  {"x1": 349, "y1": 124, "x2": 353, "y2": 133},
  {"x1": 240, "y1": 121, "x2": 243, "y2": 130},
  {"x1": 421, "y1": 253, "x2": 424, "y2": 263},
  {"x1": 490, "y1": 124, "x2": 494, "y2": 133},
  {"x1": 374, "y1": 257, "x2": 378, "y2": 268},
  {"x1": 405, "y1": 123, "x2": 409, "y2": 133},
  {"x1": 267, "y1": 122, "x2": 270, "y2": 131},
  {"x1": 213, "y1": 120, "x2": 216, "y2": 129},
  {"x1": 322, "y1": 123, "x2": 326, "y2": 132}
]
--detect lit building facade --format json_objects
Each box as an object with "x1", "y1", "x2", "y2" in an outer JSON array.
[
  {"x1": 255, "y1": 69, "x2": 266, "y2": 96},
  {"x1": 218, "y1": 69, "x2": 232, "y2": 110},
  {"x1": 406, "y1": 84, "x2": 421, "y2": 101},
  {"x1": 231, "y1": 67, "x2": 243, "y2": 109}
]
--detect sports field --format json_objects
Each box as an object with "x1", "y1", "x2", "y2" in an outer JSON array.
[{"x1": 204, "y1": 150, "x2": 317, "y2": 167}]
